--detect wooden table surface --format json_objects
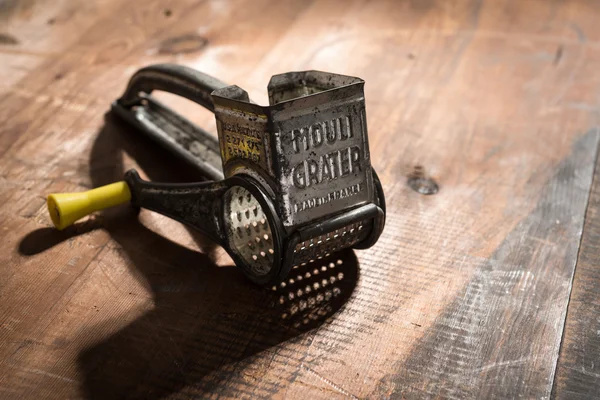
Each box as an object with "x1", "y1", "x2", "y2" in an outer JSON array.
[{"x1": 2, "y1": 0, "x2": 600, "y2": 398}]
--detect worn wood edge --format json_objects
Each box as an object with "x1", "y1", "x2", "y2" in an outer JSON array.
[{"x1": 551, "y1": 130, "x2": 600, "y2": 399}]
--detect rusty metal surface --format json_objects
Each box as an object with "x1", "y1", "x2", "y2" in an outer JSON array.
[{"x1": 213, "y1": 70, "x2": 374, "y2": 229}]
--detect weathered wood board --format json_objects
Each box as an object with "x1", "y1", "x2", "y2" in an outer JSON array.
[
  {"x1": 553, "y1": 139, "x2": 600, "y2": 399},
  {"x1": 2, "y1": 0, "x2": 600, "y2": 398}
]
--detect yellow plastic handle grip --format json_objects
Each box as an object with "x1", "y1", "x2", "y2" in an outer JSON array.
[{"x1": 47, "y1": 181, "x2": 131, "y2": 230}]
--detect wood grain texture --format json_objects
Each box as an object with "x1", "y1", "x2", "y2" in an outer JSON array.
[
  {"x1": 1, "y1": 0, "x2": 600, "y2": 398},
  {"x1": 553, "y1": 139, "x2": 600, "y2": 400}
]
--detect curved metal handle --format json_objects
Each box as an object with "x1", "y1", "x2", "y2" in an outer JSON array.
[
  {"x1": 112, "y1": 64, "x2": 229, "y2": 181},
  {"x1": 117, "y1": 64, "x2": 228, "y2": 112}
]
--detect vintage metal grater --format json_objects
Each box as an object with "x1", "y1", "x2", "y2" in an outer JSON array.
[{"x1": 94, "y1": 64, "x2": 384, "y2": 284}]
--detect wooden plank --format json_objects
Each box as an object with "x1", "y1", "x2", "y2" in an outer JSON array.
[
  {"x1": 1, "y1": 0, "x2": 600, "y2": 398},
  {"x1": 0, "y1": 0, "x2": 127, "y2": 89},
  {"x1": 553, "y1": 141, "x2": 600, "y2": 399}
]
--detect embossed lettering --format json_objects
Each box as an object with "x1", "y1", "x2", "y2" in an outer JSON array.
[
  {"x1": 293, "y1": 163, "x2": 307, "y2": 188},
  {"x1": 291, "y1": 128, "x2": 309, "y2": 153},
  {"x1": 307, "y1": 159, "x2": 319, "y2": 186},
  {"x1": 290, "y1": 115, "x2": 354, "y2": 154},
  {"x1": 320, "y1": 153, "x2": 335, "y2": 181},
  {"x1": 339, "y1": 147, "x2": 350, "y2": 177},
  {"x1": 293, "y1": 183, "x2": 363, "y2": 213},
  {"x1": 310, "y1": 123, "x2": 323, "y2": 148},
  {"x1": 341, "y1": 116, "x2": 353, "y2": 140},
  {"x1": 291, "y1": 145, "x2": 363, "y2": 189},
  {"x1": 324, "y1": 119, "x2": 337, "y2": 144}
]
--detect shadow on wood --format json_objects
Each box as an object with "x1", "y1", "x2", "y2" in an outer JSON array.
[
  {"x1": 19, "y1": 221, "x2": 102, "y2": 256},
  {"x1": 19, "y1": 115, "x2": 359, "y2": 398}
]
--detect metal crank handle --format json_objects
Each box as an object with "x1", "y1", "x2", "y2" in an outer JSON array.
[
  {"x1": 46, "y1": 169, "x2": 384, "y2": 286},
  {"x1": 47, "y1": 170, "x2": 227, "y2": 243}
]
